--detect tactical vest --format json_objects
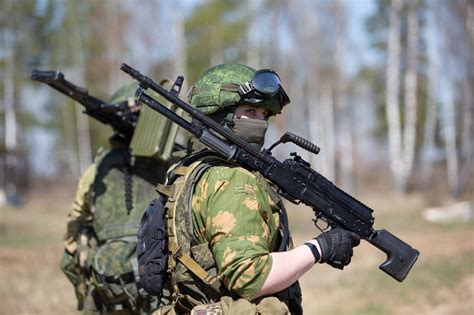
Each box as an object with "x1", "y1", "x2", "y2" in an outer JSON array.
[
  {"x1": 88, "y1": 148, "x2": 168, "y2": 312},
  {"x1": 155, "y1": 151, "x2": 302, "y2": 314},
  {"x1": 92, "y1": 149, "x2": 167, "y2": 241}
]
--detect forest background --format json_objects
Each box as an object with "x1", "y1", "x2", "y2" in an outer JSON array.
[{"x1": 0, "y1": 0, "x2": 473, "y2": 314}]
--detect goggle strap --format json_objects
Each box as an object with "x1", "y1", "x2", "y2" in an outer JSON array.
[
  {"x1": 220, "y1": 83, "x2": 240, "y2": 92},
  {"x1": 237, "y1": 82, "x2": 252, "y2": 95}
]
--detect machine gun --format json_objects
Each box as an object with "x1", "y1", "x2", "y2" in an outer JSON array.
[
  {"x1": 31, "y1": 69, "x2": 137, "y2": 139},
  {"x1": 121, "y1": 63, "x2": 419, "y2": 282}
]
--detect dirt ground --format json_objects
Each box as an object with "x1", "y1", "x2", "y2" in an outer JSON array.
[{"x1": 0, "y1": 183, "x2": 473, "y2": 315}]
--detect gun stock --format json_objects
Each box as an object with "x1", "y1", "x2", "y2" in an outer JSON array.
[{"x1": 370, "y1": 229, "x2": 419, "y2": 282}]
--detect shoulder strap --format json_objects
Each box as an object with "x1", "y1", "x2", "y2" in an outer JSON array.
[
  {"x1": 278, "y1": 204, "x2": 290, "y2": 252},
  {"x1": 157, "y1": 151, "x2": 225, "y2": 295}
]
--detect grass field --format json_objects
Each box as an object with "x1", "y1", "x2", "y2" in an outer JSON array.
[{"x1": 0, "y1": 182, "x2": 473, "y2": 315}]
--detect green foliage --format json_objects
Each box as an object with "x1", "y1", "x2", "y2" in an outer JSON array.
[{"x1": 184, "y1": 0, "x2": 249, "y2": 83}]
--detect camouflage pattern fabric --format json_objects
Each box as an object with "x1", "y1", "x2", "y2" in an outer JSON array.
[
  {"x1": 64, "y1": 161, "x2": 96, "y2": 254},
  {"x1": 62, "y1": 146, "x2": 167, "y2": 314},
  {"x1": 190, "y1": 296, "x2": 290, "y2": 315},
  {"x1": 189, "y1": 64, "x2": 283, "y2": 116},
  {"x1": 191, "y1": 162, "x2": 282, "y2": 300}
]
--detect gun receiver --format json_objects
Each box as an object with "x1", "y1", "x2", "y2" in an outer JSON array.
[
  {"x1": 121, "y1": 63, "x2": 419, "y2": 282},
  {"x1": 31, "y1": 69, "x2": 137, "y2": 138}
]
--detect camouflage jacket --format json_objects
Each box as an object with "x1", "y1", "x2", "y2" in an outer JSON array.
[
  {"x1": 190, "y1": 158, "x2": 284, "y2": 300},
  {"x1": 64, "y1": 145, "x2": 168, "y2": 256}
]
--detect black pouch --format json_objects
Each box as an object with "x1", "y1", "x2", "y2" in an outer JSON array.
[{"x1": 136, "y1": 196, "x2": 168, "y2": 297}]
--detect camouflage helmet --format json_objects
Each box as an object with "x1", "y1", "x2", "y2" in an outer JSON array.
[{"x1": 189, "y1": 64, "x2": 286, "y2": 116}]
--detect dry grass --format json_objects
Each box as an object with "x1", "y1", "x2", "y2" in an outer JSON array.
[
  {"x1": 0, "y1": 183, "x2": 77, "y2": 315},
  {"x1": 0, "y1": 183, "x2": 473, "y2": 315},
  {"x1": 288, "y1": 193, "x2": 474, "y2": 315}
]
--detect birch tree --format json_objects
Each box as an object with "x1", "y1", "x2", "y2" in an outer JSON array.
[
  {"x1": 385, "y1": 0, "x2": 403, "y2": 192},
  {"x1": 246, "y1": 0, "x2": 262, "y2": 68},
  {"x1": 104, "y1": 1, "x2": 125, "y2": 94},
  {"x1": 440, "y1": 83, "x2": 459, "y2": 195},
  {"x1": 400, "y1": 0, "x2": 419, "y2": 192},
  {"x1": 421, "y1": 3, "x2": 440, "y2": 187},
  {"x1": 2, "y1": 0, "x2": 18, "y2": 203},
  {"x1": 172, "y1": 0, "x2": 188, "y2": 92},
  {"x1": 458, "y1": 2, "x2": 474, "y2": 195},
  {"x1": 334, "y1": 0, "x2": 354, "y2": 191},
  {"x1": 67, "y1": 1, "x2": 92, "y2": 175},
  {"x1": 303, "y1": 3, "x2": 325, "y2": 170}
]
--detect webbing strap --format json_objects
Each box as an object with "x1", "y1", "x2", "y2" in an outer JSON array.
[
  {"x1": 156, "y1": 183, "x2": 174, "y2": 197},
  {"x1": 220, "y1": 83, "x2": 240, "y2": 92},
  {"x1": 174, "y1": 166, "x2": 190, "y2": 176},
  {"x1": 169, "y1": 242, "x2": 221, "y2": 293}
]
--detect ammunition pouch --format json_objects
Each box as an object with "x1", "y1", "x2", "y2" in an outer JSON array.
[{"x1": 89, "y1": 235, "x2": 152, "y2": 313}]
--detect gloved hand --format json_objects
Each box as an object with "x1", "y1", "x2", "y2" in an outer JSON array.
[{"x1": 315, "y1": 227, "x2": 361, "y2": 269}]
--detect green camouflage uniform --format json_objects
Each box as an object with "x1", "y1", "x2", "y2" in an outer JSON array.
[
  {"x1": 191, "y1": 163, "x2": 281, "y2": 300},
  {"x1": 162, "y1": 151, "x2": 301, "y2": 315},
  {"x1": 62, "y1": 142, "x2": 169, "y2": 314}
]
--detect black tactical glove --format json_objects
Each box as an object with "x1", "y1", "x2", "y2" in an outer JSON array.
[{"x1": 315, "y1": 227, "x2": 361, "y2": 269}]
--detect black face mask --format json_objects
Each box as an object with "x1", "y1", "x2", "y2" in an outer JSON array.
[{"x1": 231, "y1": 116, "x2": 269, "y2": 148}]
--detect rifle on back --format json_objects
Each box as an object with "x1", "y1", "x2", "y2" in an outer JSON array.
[
  {"x1": 31, "y1": 69, "x2": 137, "y2": 139},
  {"x1": 121, "y1": 63, "x2": 420, "y2": 283}
]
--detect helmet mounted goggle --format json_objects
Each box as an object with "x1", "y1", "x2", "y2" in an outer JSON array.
[{"x1": 237, "y1": 69, "x2": 290, "y2": 107}]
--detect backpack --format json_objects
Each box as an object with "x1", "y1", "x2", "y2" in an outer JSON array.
[
  {"x1": 86, "y1": 149, "x2": 167, "y2": 312},
  {"x1": 137, "y1": 151, "x2": 224, "y2": 310}
]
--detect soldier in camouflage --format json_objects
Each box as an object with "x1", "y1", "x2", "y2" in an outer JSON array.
[
  {"x1": 163, "y1": 64, "x2": 360, "y2": 314},
  {"x1": 61, "y1": 82, "x2": 178, "y2": 314}
]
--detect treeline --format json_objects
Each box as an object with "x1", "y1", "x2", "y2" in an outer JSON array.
[{"x1": 0, "y1": 0, "x2": 472, "y2": 204}]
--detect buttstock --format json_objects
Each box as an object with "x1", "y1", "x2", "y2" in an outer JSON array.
[{"x1": 369, "y1": 229, "x2": 419, "y2": 282}]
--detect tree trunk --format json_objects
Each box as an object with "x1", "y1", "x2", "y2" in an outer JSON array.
[
  {"x1": 210, "y1": 25, "x2": 223, "y2": 66},
  {"x1": 441, "y1": 84, "x2": 459, "y2": 196},
  {"x1": 2, "y1": 0, "x2": 18, "y2": 205},
  {"x1": 400, "y1": 0, "x2": 419, "y2": 192},
  {"x1": 335, "y1": 0, "x2": 354, "y2": 192},
  {"x1": 104, "y1": 1, "x2": 123, "y2": 94},
  {"x1": 385, "y1": 0, "x2": 403, "y2": 192},
  {"x1": 172, "y1": 0, "x2": 189, "y2": 93},
  {"x1": 246, "y1": 0, "x2": 261, "y2": 68},
  {"x1": 421, "y1": 3, "x2": 439, "y2": 188},
  {"x1": 303, "y1": 2, "x2": 328, "y2": 171},
  {"x1": 316, "y1": 82, "x2": 336, "y2": 181},
  {"x1": 68, "y1": 1, "x2": 91, "y2": 175},
  {"x1": 458, "y1": 2, "x2": 474, "y2": 196}
]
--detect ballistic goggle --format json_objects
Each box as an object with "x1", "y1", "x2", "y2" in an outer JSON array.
[{"x1": 238, "y1": 69, "x2": 290, "y2": 107}]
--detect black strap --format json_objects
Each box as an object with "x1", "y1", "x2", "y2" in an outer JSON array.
[
  {"x1": 104, "y1": 271, "x2": 136, "y2": 284},
  {"x1": 277, "y1": 204, "x2": 290, "y2": 252},
  {"x1": 304, "y1": 242, "x2": 321, "y2": 263}
]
